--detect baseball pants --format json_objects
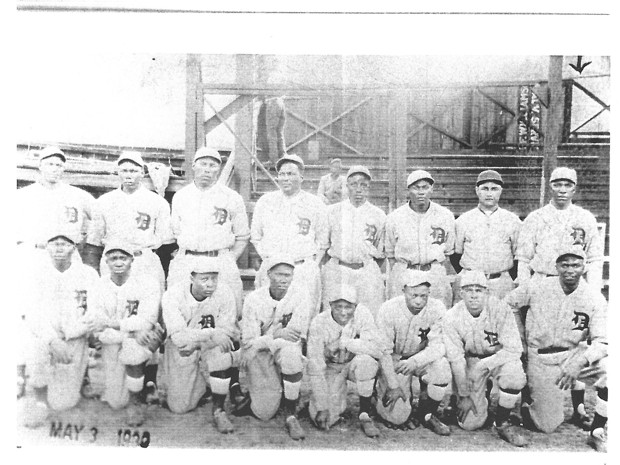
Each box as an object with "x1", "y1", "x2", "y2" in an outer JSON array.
[
  {"x1": 168, "y1": 249, "x2": 243, "y2": 318},
  {"x1": 375, "y1": 356, "x2": 451, "y2": 425},
  {"x1": 27, "y1": 337, "x2": 89, "y2": 411},
  {"x1": 322, "y1": 258, "x2": 385, "y2": 318},
  {"x1": 388, "y1": 262, "x2": 453, "y2": 308},
  {"x1": 256, "y1": 258, "x2": 322, "y2": 320},
  {"x1": 162, "y1": 339, "x2": 239, "y2": 414},
  {"x1": 458, "y1": 357, "x2": 526, "y2": 431},
  {"x1": 527, "y1": 344, "x2": 607, "y2": 433},
  {"x1": 308, "y1": 354, "x2": 379, "y2": 427},
  {"x1": 452, "y1": 271, "x2": 515, "y2": 304},
  {"x1": 101, "y1": 249, "x2": 165, "y2": 294}
]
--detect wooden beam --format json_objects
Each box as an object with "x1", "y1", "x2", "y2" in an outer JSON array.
[
  {"x1": 541, "y1": 56, "x2": 564, "y2": 206},
  {"x1": 409, "y1": 113, "x2": 472, "y2": 149},
  {"x1": 184, "y1": 54, "x2": 204, "y2": 181},
  {"x1": 476, "y1": 88, "x2": 516, "y2": 116},
  {"x1": 571, "y1": 80, "x2": 610, "y2": 110},
  {"x1": 204, "y1": 95, "x2": 253, "y2": 136}
]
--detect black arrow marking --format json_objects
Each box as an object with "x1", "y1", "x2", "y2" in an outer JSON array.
[{"x1": 569, "y1": 56, "x2": 592, "y2": 74}]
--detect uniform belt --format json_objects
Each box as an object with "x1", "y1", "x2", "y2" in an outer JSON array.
[
  {"x1": 185, "y1": 249, "x2": 220, "y2": 257},
  {"x1": 294, "y1": 256, "x2": 315, "y2": 265},
  {"x1": 407, "y1": 263, "x2": 432, "y2": 271},
  {"x1": 466, "y1": 353, "x2": 492, "y2": 359},
  {"x1": 133, "y1": 249, "x2": 157, "y2": 257},
  {"x1": 465, "y1": 269, "x2": 502, "y2": 279},
  {"x1": 537, "y1": 347, "x2": 568, "y2": 355},
  {"x1": 334, "y1": 258, "x2": 364, "y2": 270}
]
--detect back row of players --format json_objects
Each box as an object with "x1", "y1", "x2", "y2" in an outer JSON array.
[{"x1": 16, "y1": 146, "x2": 607, "y2": 451}]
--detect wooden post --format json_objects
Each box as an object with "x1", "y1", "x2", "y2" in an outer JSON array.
[
  {"x1": 388, "y1": 94, "x2": 408, "y2": 212},
  {"x1": 233, "y1": 54, "x2": 256, "y2": 202},
  {"x1": 541, "y1": 56, "x2": 564, "y2": 206},
  {"x1": 184, "y1": 54, "x2": 204, "y2": 181}
]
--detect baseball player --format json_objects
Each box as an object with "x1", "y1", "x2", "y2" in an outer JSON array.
[
  {"x1": 385, "y1": 169, "x2": 455, "y2": 308},
  {"x1": 251, "y1": 153, "x2": 327, "y2": 319},
  {"x1": 307, "y1": 284, "x2": 383, "y2": 438},
  {"x1": 451, "y1": 170, "x2": 521, "y2": 300},
  {"x1": 374, "y1": 270, "x2": 451, "y2": 435},
  {"x1": 20, "y1": 231, "x2": 99, "y2": 427},
  {"x1": 161, "y1": 257, "x2": 241, "y2": 433},
  {"x1": 89, "y1": 241, "x2": 164, "y2": 426},
  {"x1": 504, "y1": 247, "x2": 608, "y2": 452},
  {"x1": 169, "y1": 147, "x2": 250, "y2": 317},
  {"x1": 240, "y1": 256, "x2": 311, "y2": 440},
  {"x1": 443, "y1": 271, "x2": 529, "y2": 447},
  {"x1": 317, "y1": 165, "x2": 386, "y2": 316},
  {"x1": 517, "y1": 167, "x2": 603, "y2": 290},
  {"x1": 317, "y1": 157, "x2": 348, "y2": 205},
  {"x1": 85, "y1": 151, "x2": 173, "y2": 291},
  {"x1": 16, "y1": 146, "x2": 94, "y2": 267}
]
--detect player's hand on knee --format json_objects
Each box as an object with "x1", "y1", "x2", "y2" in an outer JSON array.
[
  {"x1": 457, "y1": 396, "x2": 477, "y2": 423},
  {"x1": 395, "y1": 358, "x2": 418, "y2": 376},
  {"x1": 275, "y1": 327, "x2": 301, "y2": 343},
  {"x1": 171, "y1": 331, "x2": 193, "y2": 348},
  {"x1": 383, "y1": 386, "x2": 407, "y2": 408},
  {"x1": 50, "y1": 339, "x2": 73, "y2": 364},
  {"x1": 209, "y1": 330, "x2": 233, "y2": 351},
  {"x1": 556, "y1": 354, "x2": 587, "y2": 390},
  {"x1": 315, "y1": 410, "x2": 331, "y2": 430},
  {"x1": 178, "y1": 342, "x2": 199, "y2": 357}
]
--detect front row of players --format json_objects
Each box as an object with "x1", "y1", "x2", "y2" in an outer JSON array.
[{"x1": 21, "y1": 233, "x2": 607, "y2": 451}]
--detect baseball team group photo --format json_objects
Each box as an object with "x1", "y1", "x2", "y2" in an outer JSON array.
[{"x1": 15, "y1": 54, "x2": 610, "y2": 452}]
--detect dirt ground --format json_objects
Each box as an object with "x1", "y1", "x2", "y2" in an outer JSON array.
[{"x1": 16, "y1": 357, "x2": 603, "y2": 452}]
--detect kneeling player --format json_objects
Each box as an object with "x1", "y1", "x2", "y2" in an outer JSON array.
[
  {"x1": 90, "y1": 242, "x2": 163, "y2": 426},
  {"x1": 21, "y1": 232, "x2": 99, "y2": 426},
  {"x1": 443, "y1": 271, "x2": 528, "y2": 447},
  {"x1": 375, "y1": 270, "x2": 451, "y2": 435},
  {"x1": 161, "y1": 257, "x2": 241, "y2": 433},
  {"x1": 307, "y1": 285, "x2": 384, "y2": 438},
  {"x1": 241, "y1": 256, "x2": 310, "y2": 440}
]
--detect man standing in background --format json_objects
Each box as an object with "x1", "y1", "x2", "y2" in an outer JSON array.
[{"x1": 317, "y1": 157, "x2": 348, "y2": 205}]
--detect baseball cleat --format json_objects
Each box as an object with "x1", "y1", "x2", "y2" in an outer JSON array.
[
  {"x1": 213, "y1": 409, "x2": 235, "y2": 434},
  {"x1": 143, "y1": 381, "x2": 160, "y2": 405},
  {"x1": 586, "y1": 430, "x2": 607, "y2": 453},
  {"x1": 421, "y1": 414, "x2": 451, "y2": 436},
  {"x1": 81, "y1": 377, "x2": 99, "y2": 400},
  {"x1": 359, "y1": 412, "x2": 380, "y2": 438},
  {"x1": 495, "y1": 423, "x2": 529, "y2": 447},
  {"x1": 125, "y1": 402, "x2": 146, "y2": 427},
  {"x1": 285, "y1": 415, "x2": 306, "y2": 440},
  {"x1": 568, "y1": 411, "x2": 592, "y2": 430}
]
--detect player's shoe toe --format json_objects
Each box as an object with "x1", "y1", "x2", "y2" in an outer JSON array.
[
  {"x1": 586, "y1": 431, "x2": 607, "y2": 453},
  {"x1": 359, "y1": 412, "x2": 380, "y2": 438},
  {"x1": 126, "y1": 403, "x2": 146, "y2": 427},
  {"x1": 569, "y1": 411, "x2": 592, "y2": 430},
  {"x1": 496, "y1": 424, "x2": 529, "y2": 447},
  {"x1": 213, "y1": 409, "x2": 235, "y2": 434},
  {"x1": 422, "y1": 414, "x2": 451, "y2": 436},
  {"x1": 286, "y1": 415, "x2": 306, "y2": 440}
]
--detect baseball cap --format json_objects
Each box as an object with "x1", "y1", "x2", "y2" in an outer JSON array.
[
  {"x1": 117, "y1": 151, "x2": 145, "y2": 168},
  {"x1": 103, "y1": 241, "x2": 134, "y2": 257},
  {"x1": 194, "y1": 147, "x2": 222, "y2": 164},
  {"x1": 346, "y1": 165, "x2": 372, "y2": 180},
  {"x1": 267, "y1": 254, "x2": 296, "y2": 271},
  {"x1": 402, "y1": 270, "x2": 431, "y2": 288},
  {"x1": 276, "y1": 153, "x2": 305, "y2": 172},
  {"x1": 38, "y1": 146, "x2": 66, "y2": 162},
  {"x1": 191, "y1": 257, "x2": 221, "y2": 274},
  {"x1": 329, "y1": 284, "x2": 358, "y2": 304},
  {"x1": 407, "y1": 170, "x2": 434, "y2": 187},
  {"x1": 556, "y1": 245, "x2": 586, "y2": 262},
  {"x1": 46, "y1": 230, "x2": 76, "y2": 245},
  {"x1": 460, "y1": 270, "x2": 488, "y2": 289},
  {"x1": 329, "y1": 158, "x2": 342, "y2": 165},
  {"x1": 476, "y1": 170, "x2": 503, "y2": 186},
  {"x1": 550, "y1": 167, "x2": 577, "y2": 184}
]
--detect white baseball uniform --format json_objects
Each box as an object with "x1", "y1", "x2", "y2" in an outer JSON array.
[
  {"x1": 385, "y1": 201, "x2": 455, "y2": 307},
  {"x1": 516, "y1": 203, "x2": 604, "y2": 289},
  {"x1": 375, "y1": 296, "x2": 451, "y2": 425},
  {"x1": 161, "y1": 282, "x2": 239, "y2": 414},
  {"x1": 169, "y1": 182, "x2": 250, "y2": 316},
  {"x1": 307, "y1": 304, "x2": 382, "y2": 427},
  {"x1": 443, "y1": 297, "x2": 526, "y2": 431},
  {"x1": 319, "y1": 199, "x2": 386, "y2": 316},
  {"x1": 90, "y1": 273, "x2": 161, "y2": 409},
  {"x1": 454, "y1": 207, "x2": 521, "y2": 300},
  {"x1": 25, "y1": 259, "x2": 99, "y2": 410},
  {"x1": 87, "y1": 185, "x2": 173, "y2": 290},
  {"x1": 504, "y1": 278, "x2": 607, "y2": 433},
  {"x1": 251, "y1": 189, "x2": 327, "y2": 318}
]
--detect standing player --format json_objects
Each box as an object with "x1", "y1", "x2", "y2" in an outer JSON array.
[
  {"x1": 375, "y1": 271, "x2": 451, "y2": 435},
  {"x1": 517, "y1": 167, "x2": 603, "y2": 290},
  {"x1": 169, "y1": 147, "x2": 250, "y2": 317},
  {"x1": 20, "y1": 231, "x2": 99, "y2": 426},
  {"x1": 451, "y1": 170, "x2": 521, "y2": 300},
  {"x1": 385, "y1": 169, "x2": 455, "y2": 308},
  {"x1": 251, "y1": 153, "x2": 327, "y2": 318},
  {"x1": 161, "y1": 258, "x2": 241, "y2": 433},
  {"x1": 90, "y1": 242, "x2": 164, "y2": 426},
  {"x1": 307, "y1": 285, "x2": 383, "y2": 438},
  {"x1": 85, "y1": 151, "x2": 173, "y2": 290},
  {"x1": 318, "y1": 165, "x2": 386, "y2": 316},
  {"x1": 16, "y1": 146, "x2": 94, "y2": 266},
  {"x1": 443, "y1": 271, "x2": 529, "y2": 447},
  {"x1": 505, "y1": 247, "x2": 608, "y2": 452},
  {"x1": 240, "y1": 256, "x2": 311, "y2": 440},
  {"x1": 317, "y1": 157, "x2": 348, "y2": 205}
]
